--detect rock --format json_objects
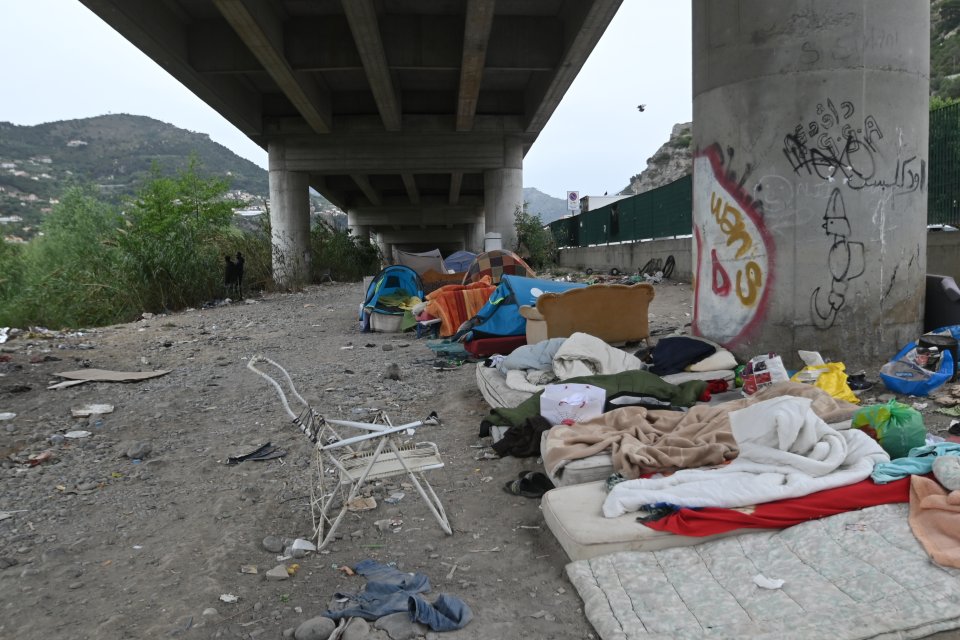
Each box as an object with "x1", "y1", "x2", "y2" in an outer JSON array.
[
  {"x1": 385, "y1": 364, "x2": 401, "y2": 381},
  {"x1": 342, "y1": 617, "x2": 370, "y2": 640},
  {"x1": 202, "y1": 608, "x2": 218, "y2": 617},
  {"x1": 49, "y1": 434, "x2": 65, "y2": 445},
  {"x1": 283, "y1": 628, "x2": 295, "y2": 639},
  {"x1": 294, "y1": 615, "x2": 336, "y2": 640},
  {"x1": 374, "y1": 612, "x2": 427, "y2": 640},
  {"x1": 262, "y1": 535, "x2": 283, "y2": 553},
  {"x1": 265, "y1": 564, "x2": 290, "y2": 581},
  {"x1": 125, "y1": 441, "x2": 152, "y2": 459}
]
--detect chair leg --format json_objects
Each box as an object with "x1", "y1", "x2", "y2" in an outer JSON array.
[{"x1": 387, "y1": 440, "x2": 452, "y2": 535}]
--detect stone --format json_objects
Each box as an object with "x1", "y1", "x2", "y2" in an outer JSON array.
[
  {"x1": 385, "y1": 364, "x2": 401, "y2": 381},
  {"x1": 374, "y1": 612, "x2": 427, "y2": 640},
  {"x1": 202, "y1": 608, "x2": 218, "y2": 617},
  {"x1": 283, "y1": 628, "x2": 295, "y2": 639},
  {"x1": 49, "y1": 434, "x2": 65, "y2": 445},
  {"x1": 342, "y1": 617, "x2": 370, "y2": 640},
  {"x1": 294, "y1": 615, "x2": 336, "y2": 640},
  {"x1": 125, "y1": 441, "x2": 152, "y2": 459},
  {"x1": 262, "y1": 535, "x2": 283, "y2": 553},
  {"x1": 265, "y1": 564, "x2": 290, "y2": 581}
]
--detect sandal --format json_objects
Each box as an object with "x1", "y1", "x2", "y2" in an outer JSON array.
[{"x1": 502, "y1": 471, "x2": 555, "y2": 498}]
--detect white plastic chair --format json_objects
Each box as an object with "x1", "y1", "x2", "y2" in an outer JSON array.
[{"x1": 246, "y1": 355, "x2": 452, "y2": 549}]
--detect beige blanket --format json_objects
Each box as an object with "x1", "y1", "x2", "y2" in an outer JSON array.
[
  {"x1": 909, "y1": 475, "x2": 960, "y2": 569},
  {"x1": 542, "y1": 382, "x2": 859, "y2": 479}
]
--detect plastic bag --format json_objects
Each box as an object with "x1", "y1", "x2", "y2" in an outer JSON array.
[
  {"x1": 879, "y1": 341, "x2": 953, "y2": 396},
  {"x1": 789, "y1": 362, "x2": 859, "y2": 404},
  {"x1": 741, "y1": 353, "x2": 790, "y2": 396},
  {"x1": 851, "y1": 399, "x2": 926, "y2": 459},
  {"x1": 540, "y1": 383, "x2": 606, "y2": 425}
]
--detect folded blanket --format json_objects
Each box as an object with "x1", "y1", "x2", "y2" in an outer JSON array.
[
  {"x1": 498, "y1": 338, "x2": 566, "y2": 374},
  {"x1": 602, "y1": 394, "x2": 888, "y2": 517},
  {"x1": 424, "y1": 279, "x2": 495, "y2": 337},
  {"x1": 909, "y1": 474, "x2": 960, "y2": 569},
  {"x1": 544, "y1": 381, "x2": 860, "y2": 480},
  {"x1": 553, "y1": 332, "x2": 644, "y2": 379}
]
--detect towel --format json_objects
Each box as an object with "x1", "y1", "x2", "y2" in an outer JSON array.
[
  {"x1": 908, "y1": 474, "x2": 960, "y2": 569},
  {"x1": 424, "y1": 278, "x2": 495, "y2": 337}
]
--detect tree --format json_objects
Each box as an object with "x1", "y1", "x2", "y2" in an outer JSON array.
[{"x1": 513, "y1": 204, "x2": 556, "y2": 270}]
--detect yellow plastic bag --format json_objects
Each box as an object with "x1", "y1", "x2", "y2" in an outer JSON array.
[{"x1": 789, "y1": 362, "x2": 859, "y2": 404}]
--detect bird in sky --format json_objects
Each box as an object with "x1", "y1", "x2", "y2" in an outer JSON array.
[{"x1": 637, "y1": 104, "x2": 646, "y2": 112}]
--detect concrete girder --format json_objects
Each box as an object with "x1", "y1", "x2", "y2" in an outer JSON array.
[
  {"x1": 350, "y1": 174, "x2": 382, "y2": 207},
  {"x1": 449, "y1": 172, "x2": 464, "y2": 206},
  {"x1": 213, "y1": 0, "x2": 331, "y2": 134},
  {"x1": 457, "y1": 0, "x2": 496, "y2": 132},
  {"x1": 79, "y1": 0, "x2": 264, "y2": 137},
  {"x1": 375, "y1": 228, "x2": 470, "y2": 246},
  {"x1": 341, "y1": 0, "x2": 402, "y2": 132},
  {"x1": 348, "y1": 206, "x2": 482, "y2": 227},
  {"x1": 524, "y1": 0, "x2": 623, "y2": 133},
  {"x1": 401, "y1": 173, "x2": 420, "y2": 205}
]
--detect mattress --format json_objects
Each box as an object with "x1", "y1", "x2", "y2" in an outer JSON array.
[
  {"x1": 540, "y1": 430, "x2": 612, "y2": 487},
  {"x1": 541, "y1": 480, "x2": 768, "y2": 562}
]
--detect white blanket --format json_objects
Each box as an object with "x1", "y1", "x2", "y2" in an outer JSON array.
[
  {"x1": 552, "y1": 332, "x2": 644, "y2": 379},
  {"x1": 603, "y1": 395, "x2": 889, "y2": 517}
]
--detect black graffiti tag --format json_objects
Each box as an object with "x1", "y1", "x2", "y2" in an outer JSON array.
[{"x1": 810, "y1": 189, "x2": 866, "y2": 328}]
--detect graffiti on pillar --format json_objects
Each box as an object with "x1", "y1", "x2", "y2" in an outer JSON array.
[
  {"x1": 692, "y1": 146, "x2": 774, "y2": 346},
  {"x1": 782, "y1": 100, "x2": 925, "y2": 194},
  {"x1": 810, "y1": 189, "x2": 865, "y2": 329}
]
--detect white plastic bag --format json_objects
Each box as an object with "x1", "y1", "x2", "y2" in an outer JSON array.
[
  {"x1": 540, "y1": 383, "x2": 606, "y2": 425},
  {"x1": 741, "y1": 353, "x2": 790, "y2": 396}
]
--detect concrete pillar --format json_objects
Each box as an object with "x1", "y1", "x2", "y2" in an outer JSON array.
[
  {"x1": 467, "y1": 221, "x2": 486, "y2": 254},
  {"x1": 268, "y1": 141, "x2": 311, "y2": 287},
  {"x1": 691, "y1": 0, "x2": 929, "y2": 370},
  {"x1": 483, "y1": 136, "x2": 523, "y2": 252},
  {"x1": 346, "y1": 211, "x2": 370, "y2": 244}
]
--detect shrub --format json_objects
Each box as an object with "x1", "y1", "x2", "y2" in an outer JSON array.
[{"x1": 514, "y1": 205, "x2": 556, "y2": 270}]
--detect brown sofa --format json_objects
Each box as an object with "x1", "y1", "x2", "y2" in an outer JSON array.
[{"x1": 519, "y1": 282, "x2": 655, "y2": 345}]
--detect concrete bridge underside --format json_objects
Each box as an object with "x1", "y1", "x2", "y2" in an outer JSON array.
[{"x1": 79, "y1": 0, "x2": 623, "y2": 282}]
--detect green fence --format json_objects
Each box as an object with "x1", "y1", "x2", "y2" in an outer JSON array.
[
  {"x1": 548, "y1": 175, "x2": 693, "y2": 247},
  {"x1": 930, "y1": 102, "x2": 960, "y2": 228}
]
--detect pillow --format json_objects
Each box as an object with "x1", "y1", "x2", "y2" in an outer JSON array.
[{"x1": 687, "y1": 348, "x2": 738, "y2": 372}]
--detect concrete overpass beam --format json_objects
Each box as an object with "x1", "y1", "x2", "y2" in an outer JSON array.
[
  {"x1": 269, "y1": 142, "x2": 311, "y2": 287},
  {"x1": 691, "y1": 0, "x2": 929, "y2": 369},
  {"x1": 483, "y1": 136, "x2": 523, "y2": 251}
]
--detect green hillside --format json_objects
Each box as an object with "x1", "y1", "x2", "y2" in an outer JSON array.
[{"x1": 0, "y1": 114, "x2": 269, "y2": 239}]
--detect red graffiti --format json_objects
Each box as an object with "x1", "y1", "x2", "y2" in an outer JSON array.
[{"x1": 711, "y1": 248, "x2": 731, "y2": 296}]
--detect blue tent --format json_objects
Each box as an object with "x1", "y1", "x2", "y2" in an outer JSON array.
[
  {"x1": 454, "y1": 275, "x2": 586, "y2": 340},
  {"x1": 359, "y1": 265, "x2": 424, "y2": 330},
  {"x1": 443, "y1": 250, "x2": 477, "y2": 273}
]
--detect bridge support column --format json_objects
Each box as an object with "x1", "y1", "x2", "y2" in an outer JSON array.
[
  {"x1": 346, "y1": 211, "x2": 370, "y2": 244},
  {"x1": 467, "y1": 222, "x2": 485, "y2": 254},
  {"x1": 691, "y1": 0, "x2": 929, "y2": 370},
  {"x1": 268, "y1": 142, "x2": 311, "y2": 287},
  {"x1": 483, "y1": 136, "x2": 523, "y2": 252}
]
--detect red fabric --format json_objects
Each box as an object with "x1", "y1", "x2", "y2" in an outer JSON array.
[
  {"x1": 643, "y1": 477, "x2": 911, "y2": 537},
  {"x1": 464, "y1": 335, "x2": 527, "y2": 357}
]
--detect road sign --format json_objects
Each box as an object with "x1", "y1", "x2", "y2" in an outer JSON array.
[{"x1": 567, "y1": 191, "x2": 579, "y2": 211}]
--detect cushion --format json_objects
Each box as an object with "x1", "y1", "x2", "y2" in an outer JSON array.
[
  {"x1": 687, "y1": 348, "x2": 738, "y2": 372},
  {"x1": 933, "y1": 456, "x2": 960, "y2": 491},
  {"x1": 464, "y1": 335, "x2": 526, "y2": 358},
  {"x1": 541, "y1": 481, "x2": 765, "y2": 561}
]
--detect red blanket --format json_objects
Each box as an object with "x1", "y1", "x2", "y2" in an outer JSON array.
[
  {"x1": 424, "y1": 277, "x2": 495, "y2": 337},
  {"x1": 643, "y1": 477, "x2": 911, "y2": 536}
]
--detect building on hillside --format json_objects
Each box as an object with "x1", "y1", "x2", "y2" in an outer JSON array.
[{"x1": 579, "y1": 194, "x2": 631, "y2": 213}]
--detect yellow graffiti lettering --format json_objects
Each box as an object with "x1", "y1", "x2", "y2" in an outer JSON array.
[
  {"x1": 710, "y1": 192, "x2": 753, "y2": 259},
  {"x1": 736, "y1": 261, "x2": 762, "y2": 305}
]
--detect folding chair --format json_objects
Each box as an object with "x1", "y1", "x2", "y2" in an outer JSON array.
[{"x1": 246, "y1": 355, "x2": 452, "y2": 549}]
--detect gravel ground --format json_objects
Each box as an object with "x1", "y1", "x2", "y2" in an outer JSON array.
[{"x1": 1, "y1": 277, "x2": 957, "y2": 640}]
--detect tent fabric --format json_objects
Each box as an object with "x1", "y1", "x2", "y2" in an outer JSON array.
[
  {"x1": 462, "y1": 249, "x2": 535, "y2": 285},
  {"x1": 454, "y1": 275, "x2": 585, "y2": 341},
  {"x1": 443, "y1": 250, "x2": 477, "y2": 273},
  {"x1": 360, "y1": 265, "x2": 424, "y2": 321},
  {"x1": 394, "y1": 249, "x2": 446, "y2": 275}
]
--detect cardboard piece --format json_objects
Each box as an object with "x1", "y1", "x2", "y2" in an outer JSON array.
[{"x1": 49, "y1": 369, "x2": 171, "y2": 390}]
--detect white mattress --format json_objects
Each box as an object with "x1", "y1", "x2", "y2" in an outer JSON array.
[{"x1": 541, "y1": 480, "x2": 767, "y2": 562}]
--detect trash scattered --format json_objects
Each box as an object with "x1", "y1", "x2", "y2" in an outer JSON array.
[
  {"x1": 753, "y1": 574, "x2": 785, "y2": 589},
  {"x1": 71, "y1": 404, "x2": 114, "y2": 418},
  {"x1": 64, "y1": 431, "x2": 91, "y2": 439},
  {"x1": 0, "y1": 412, "x2": 15, "y2": 421},
  {"x1": 384, "y1": 492, "x2": 405, "y2": 504},
  {"x1": 240, "y1": 565, "x2": 258, "y2": 574},
  {"x1": 913, "y1": 402, "x2": 929, "y2": 410},
  {"x1": 347, "y1": 496, "x2": 378, "y2": 512},
  {"x1": 291, "y1": 539, "x2": 317, "y2": 552},
  {"x1": 219, "y1": 594, "x2": 239, "y2": 604},
  {"x1": 374, "y1": 517, "x2": 403, "y2": 533},
  {"x1": 266, "y1": 564, "x2": 290, "y2": 581},
  {"x1": 338, "y1": 565, "x2": 356, "y2": 576},
  {"x1": 0, "y1": 328, "x2": 8, "y2": 344},
  {"x1": 286, "y1": 563, "x2": 300, "y2": 576},
  {"x1": 226, "y1": 442, "x2": 286, "y2": 465},
  {"x1": 48, "y1": 368, "x2": 171, "y2": 390}
]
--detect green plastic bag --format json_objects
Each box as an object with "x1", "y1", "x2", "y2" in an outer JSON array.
[{"x1": 851, "y1": 400, "x2": 927, "y2": 460}]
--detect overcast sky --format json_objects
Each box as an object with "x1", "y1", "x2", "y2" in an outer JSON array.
[{"x1": 0, "y1": 1, "x2": 692, "y2": 200}]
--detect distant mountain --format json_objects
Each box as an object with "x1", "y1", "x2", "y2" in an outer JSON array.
[
  {"x1": 0, "y1": 114, "x2": 270, "y2": 238},
  {"x1": 522, "y1": 187, "x2": 568, "y2": 224}
]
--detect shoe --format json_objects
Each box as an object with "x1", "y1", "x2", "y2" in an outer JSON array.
[
  {"x1": 847, "y1": 373, "x2": 874, "y2": 392},
  {"x1": 502, "y1": 471, "x2": 555, "y2": 498}
]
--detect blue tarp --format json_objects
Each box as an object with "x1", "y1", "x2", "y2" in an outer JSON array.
[{"x1": 454, "y1": 275, "x2": 586, "y2": 340}]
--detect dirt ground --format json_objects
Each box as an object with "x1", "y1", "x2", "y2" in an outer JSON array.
[{"x1": 1, "y1": 277, "x2": 958, "y2": 640}]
